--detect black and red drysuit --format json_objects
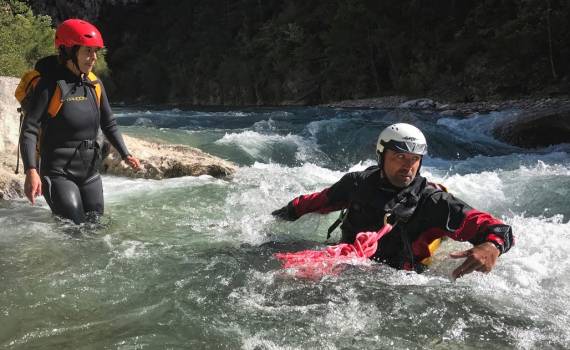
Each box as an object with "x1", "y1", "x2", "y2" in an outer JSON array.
[{"x1": 272, "y1": 166, "x2": 514, "y2": 271}]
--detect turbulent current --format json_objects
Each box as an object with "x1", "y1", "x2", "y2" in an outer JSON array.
[{"x1": 1, "y1": 106, "x2": 569, "y2": 349}]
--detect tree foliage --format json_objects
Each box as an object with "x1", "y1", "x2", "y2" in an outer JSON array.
[
  {"x1": 93, "y1": 0, "x2": 570, "y2": 104},
  {"x1": 0, "y1": 0, "x2": 54, "y2": 77}
]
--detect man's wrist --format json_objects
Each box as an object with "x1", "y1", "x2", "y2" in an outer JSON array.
[{"x1": 487, "y1": 240, "x2": 503, "y2": 255}]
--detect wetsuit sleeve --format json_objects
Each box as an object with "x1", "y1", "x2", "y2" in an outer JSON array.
[
  {"x1": 283, "y1": 172, "x2": 357, "y2": 219},
  {"x1": 19, "y1": 80, "x2": 51, "y2": 171},
  {"x1": 423, "y1": 191, "x2": 514, "y2": 254},
  {"x1": 99, "y1": 83, "x2": 130, "y2": 158}
]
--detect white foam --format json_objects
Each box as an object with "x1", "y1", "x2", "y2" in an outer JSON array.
[
  {"x1": 215, "y1": 130, "x2": 320, "y2": 162},
  {"x1": 433, "y1": 170, "x2": 506, "y2": 209},
  {"x1": 252, "y1": 118, "x2": 278, "y2": 132},
  {"x1": 102, "y1": 174, "x2": 219, "y2": 203},
  {"x1": 215, "y1": 162, "x2": 343, "y2": 244},
  {"x1": 440, "y1": 214, "x2": 570, "y2": 332},
  {"x1": 305, "y1": 117, "x2": 351, "y2": 139},
  {"x1": 438, "y1": 109, "x2": 521, "y2": 136}
]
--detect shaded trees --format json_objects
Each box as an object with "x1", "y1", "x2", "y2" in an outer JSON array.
[{"x1": 96, "y1": 0, "x2": 569, "y2": 105}]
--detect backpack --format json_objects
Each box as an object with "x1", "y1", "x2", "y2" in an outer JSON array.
[{"x1": 14, "y1": 56, "x2": 102, "y2": 174}]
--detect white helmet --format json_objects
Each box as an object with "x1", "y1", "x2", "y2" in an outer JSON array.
[{"x1": 376, "y1": 123, "x2": 427, "y2": 158}]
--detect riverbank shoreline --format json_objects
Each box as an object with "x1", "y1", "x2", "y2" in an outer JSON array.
[
  {"x1": 323, "y1": 95, "x2": 570, "y2": 116},
  {"x1": 0, "y1": 76, "x2": 236, "y2": 200},
  {"x1": 118, "y1": 94, "x2": 570, "y2": 118},
  {"x1": 2, "y1": 72, "x2": 569, "y2": 198}
]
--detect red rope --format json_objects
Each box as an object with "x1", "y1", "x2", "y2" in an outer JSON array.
[{"x1": 274, "y1": 223, "x2": 394, "y2": 279}]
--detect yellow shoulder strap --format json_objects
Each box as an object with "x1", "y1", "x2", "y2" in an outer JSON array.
[
  {"x1": 15, "y1": 70, "x2": 62, "y2": 118},
  {"x1": 46, "y1": 73, "x2": 101, "y2": 118},
  {"x1": 87, "y1": 72, "x2": 102, "y2": 108},
  {"x1": 47, "y1": 86, "x2": 63, "y2": 117},
  {"x1": 15, "y1": 70, "x2": 41, "y2": 103}
]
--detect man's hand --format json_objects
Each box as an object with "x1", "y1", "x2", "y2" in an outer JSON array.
[
  {"x1": 24, "y1": 169, "x2": 42, "y2": 205},
  {"x1": 271, "y1": 204, "x2": 297, "y2": 221},
  {"x1": 450, "y1": 242, "x2": 501, "y2": 279}
]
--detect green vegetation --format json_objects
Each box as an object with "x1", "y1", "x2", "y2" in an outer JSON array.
[
  {"x1": 0, "y1": 0, "x2": 54, "y2": 77},
  {"x1": 9, "y1": 0, "x2": 568, "y2": 105}
]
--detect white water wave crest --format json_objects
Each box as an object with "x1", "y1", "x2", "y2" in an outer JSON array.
[{"x1": 215, "y1": 130, "x2": 322, "y2": 163}]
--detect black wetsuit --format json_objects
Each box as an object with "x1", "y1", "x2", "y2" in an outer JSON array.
[
  {"x1": 274, "y1": 166, "x2": 514, "y2": 270},
  {"x1": 20, "y1": 56, "x2": 130, "y2": 224}
]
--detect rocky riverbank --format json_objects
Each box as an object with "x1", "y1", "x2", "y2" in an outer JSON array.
[
  {"x1": 326, "y1": 96, "x2": 570, "y2": 148},
  {"x1": 326, "y1": 95, "x2": 570, "y2": 116},
  {"x1": 0, "y1": 76, "x2": 237, "y2": 200},
  {"x1": 2, "y1": 73, "x2": 569, "y2": 199}
]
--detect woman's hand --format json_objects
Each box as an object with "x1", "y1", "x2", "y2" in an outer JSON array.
[
  {"x1": 124, "y1": 155, "x2": 141, "y2": 171},
  {"x1": 24, "y1": 169, "x2": 42, "y2": 205}
]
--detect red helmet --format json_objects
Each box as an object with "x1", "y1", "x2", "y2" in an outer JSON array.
[{"x1": 55, "y1": 19, "x2": 104, "y2": 48}]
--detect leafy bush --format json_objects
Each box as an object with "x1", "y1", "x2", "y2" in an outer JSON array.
[{"x1": 0, "y1": 0, "x2": 54, "y2": 77}]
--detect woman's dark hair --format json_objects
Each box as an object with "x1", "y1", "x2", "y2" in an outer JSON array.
[{"x1": 57, "y1": 45, "x2": 80, "y2": 65}]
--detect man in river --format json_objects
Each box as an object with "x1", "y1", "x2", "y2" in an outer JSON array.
[{"x1": 271, "y1": 123, "x2": 514, "y2": 278}]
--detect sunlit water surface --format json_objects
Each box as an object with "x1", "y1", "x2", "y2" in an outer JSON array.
[{"x1": 1, "y1": 106, "x2": 569, "y2": 349}]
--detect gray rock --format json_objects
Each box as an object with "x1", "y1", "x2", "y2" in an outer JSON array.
[
  {"x1": 0, "y1": 76, "x2": 236, "y2": 201},
  {"x1": 0, "y1": 77, "x2": 20, "y2": 154},
  {"x1": 102, "y1": 135, "x2": 236, "y2": 179},
  {"x1": 439, "y1": 110, "x2": 459, "y2": 116},
  {"x1": 0, "y1": 166, "x2": 24, "y2": 200},
  {"x1": 492, "y1": 106, "x2": 570, "y2": 148},
  {"x1": 398, "y1": 98, "x2": 436, "y2": 110},
  {"x1": 0, "y1": 77, "x2": 25, "y2": 199}
]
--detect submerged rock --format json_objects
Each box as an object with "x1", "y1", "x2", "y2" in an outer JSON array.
[
  {"x1": 492, "y1": 105, "x2": 570, "y2": 148},
  {"x1": 102, "y1": 135, "x2": 236, "y2": 179}
]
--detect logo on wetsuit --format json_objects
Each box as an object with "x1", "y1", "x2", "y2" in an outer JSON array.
[{"x1": 65, "y1": 96, "x2": 87, "y2": 102}]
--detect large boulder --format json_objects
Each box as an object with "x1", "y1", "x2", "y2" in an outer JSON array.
[
  {"x1": 102, "y1": 135, "x2": 236, "y2": 179},
  {"x1": 492, "y1": 105, "x2": 570, "y2": 148},
  {"x1": 0, "y1": 77, "x2": 21, "y2": 154},
  {"x1": 0, "y1": 77, "x2": 25, "y2": 199},
  {"x1": 0, "y1": 75, "x2": 236, "y2": 201}
]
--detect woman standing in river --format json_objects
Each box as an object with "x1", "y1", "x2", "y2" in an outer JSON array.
[{"x1": 20, "y1": 19, "x2": 140, "y2": 224}]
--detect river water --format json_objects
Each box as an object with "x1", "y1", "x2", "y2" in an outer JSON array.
[{"x1": 1, "y1": 106, "x2": 569, "y2": 349}]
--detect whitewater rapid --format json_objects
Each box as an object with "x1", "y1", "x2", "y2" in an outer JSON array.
[{"x1": 1, "y1": 106, "x2": 568, "y2": 349}]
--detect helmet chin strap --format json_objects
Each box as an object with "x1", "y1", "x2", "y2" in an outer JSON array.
[
  {"x1": 70, "y1": 46, "x2": 87, "y2": 76},
  {"x1": 72, "y1": 57, "x2": 87, "y2": 76}
]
